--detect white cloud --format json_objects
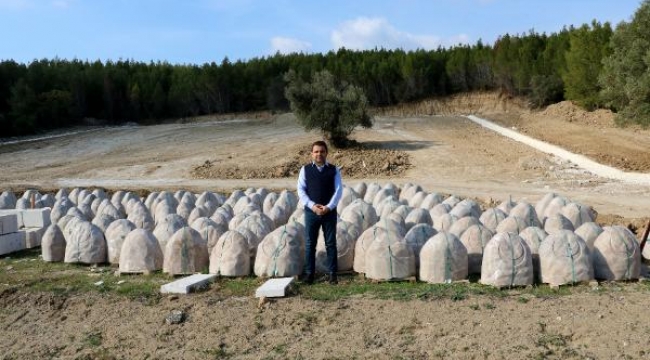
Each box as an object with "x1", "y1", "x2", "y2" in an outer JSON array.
[
  {"x1": 0, "y1": 0, "x2": 32, "y2": 10},
  {"x1": 446, "y1": 34, "x2": 471, "y2": 46},
  {"x1": 331, "y1": 17, "x2": 469, "y2": 51},
  {"x1": 270, "y1": 36, "x2": 312, "y2": 54},
  {"x1": 51, "y1": 0, "x2": 72, "y2": 8}
]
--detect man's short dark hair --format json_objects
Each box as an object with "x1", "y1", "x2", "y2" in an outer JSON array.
[{"x1": 311, "y1": 140, "x2": 328, "y2": 152}]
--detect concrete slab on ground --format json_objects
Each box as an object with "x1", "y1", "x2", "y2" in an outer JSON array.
[
  {"x1": 160, "y1": 274, "x2": 217, "y2": 294},
  {"x1": 255, "y1": 277, "x2": 294, "y2": 298}
]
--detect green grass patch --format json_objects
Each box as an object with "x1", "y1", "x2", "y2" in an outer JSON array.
[
  {"x1": 2, "y1": 249, "x2": 649, "y2": 302},
  {"x1": 296, "y1": 274, "x2": 625, "y2": 302},
  {"x1": 271, "y1": 343, "x2": 287, "y2": 354},
  {"x1": 638, "y1": 280, "x2": 650, "y2": 292},
  {"x1": 536, "y1": 333, "x2": 569, "y2": 348},
  {"x1": 0, "y1": 249, "x2": 167, "y2": 301},
  {"x1": 83, "y1": 331, "x2": 103, "y2": 347},
  {"x1": 299, "y1": 275, "x2": 506, "y2": 301},
  {"x1": 200, "y1": 345, "x2": 231, "y2": 358},
  {"x1": 216, "y1": 277, "x2": 262, "y2": 296},
  {"x1": 527, "y1": 284, "x2": 572, "y2": 298}
]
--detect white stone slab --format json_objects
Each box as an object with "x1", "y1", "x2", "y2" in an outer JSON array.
[
  {"x1": 0, "y1": 208, "x2": 51, "y2": 228},
  {"x1": 160, "y1": 274, "x2": 217, "y2": 294},
  {"x1": 255, "y1": 277, "x2": 294, "y2": 298},
  {"x1": 22, "y1": 208, "x2": 51, "y2": 228},
  {"x1": 0, "y1": 210, "x2": 24, "y2": 228},
  {"x1": 0, "y1": 214, "x2": 18, "y2": 235},
  {"x1": 21, "y1": 227, "x2": 45, "y2": 248},
  {"x1": 0, "y1": 232, "x2": 26, "y2": 256}
]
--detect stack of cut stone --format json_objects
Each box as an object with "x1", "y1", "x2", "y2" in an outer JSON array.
[
  {"x1": 0, "y1": 212, "x2": 22, "y2": 255},
  {"x1": 0, "y1": 206, "x2": 51, "y2": 255}
]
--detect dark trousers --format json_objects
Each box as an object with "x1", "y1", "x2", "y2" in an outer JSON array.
[{"x1": 304, "y1": 207, "x2": 338, "y2": 275}]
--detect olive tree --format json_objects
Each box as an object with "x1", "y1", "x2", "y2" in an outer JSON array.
[{"x1": 284, "y1": 69, "x2": 372, "y2": 147}]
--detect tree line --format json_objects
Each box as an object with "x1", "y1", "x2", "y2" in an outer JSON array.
[{"x1": 1, "y1": 0, "x2": 649, "y2": 137}]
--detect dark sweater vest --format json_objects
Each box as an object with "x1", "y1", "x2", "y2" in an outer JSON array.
[{"x1": 304, "y1": 163, "x2": 336, "y2": 209}]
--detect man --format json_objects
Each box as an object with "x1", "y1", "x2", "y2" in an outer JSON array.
[{"x1": 297, "y1": 140, "x2": 342, "y2": 284}]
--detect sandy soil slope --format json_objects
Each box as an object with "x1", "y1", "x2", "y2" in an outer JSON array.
[{"x1": 486, "y1": 101, "x2": 650, "y2": 173}]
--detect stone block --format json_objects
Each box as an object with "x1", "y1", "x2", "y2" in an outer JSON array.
[
  {"x1": 22, "y1": 227, "x2": 45, "y2": 248},
  {"x1": 0, "y1": 232, "x2": 26, "y2": 256},
  {"x1": 21, "y1": 208, "x2": 51, "y2": 228},
  {"x1": 0, "y1": 214, "x2": 18, "y2": 235},
  {"x1": 255, "y1": 277, "x2": 294, "y2": 298},
  {"x1": 160, "y1": 274, "x2": 217, "y2": 294},
  {"x1": 0, "y1": 208, "x2": 51, "y2": 229}
]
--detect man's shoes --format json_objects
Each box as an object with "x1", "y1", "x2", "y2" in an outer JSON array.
[
  {"x1": 300, "y1": 273, "x2": 314, "y2": 285},
  {"x1": 328, "y1": 273, "x2": 338, "y2": 285},
  {"x1": 300, "y1": 273, "x2": 336, "y2": 284}
]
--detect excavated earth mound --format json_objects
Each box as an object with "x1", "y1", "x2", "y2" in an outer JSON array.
[{"x1": 191, "y1": 144, "x2": 411, "y2": 180}]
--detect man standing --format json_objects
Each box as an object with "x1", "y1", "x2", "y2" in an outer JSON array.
[{"x1": 297, "y1": 140, "x2": 342, "y2": 284}]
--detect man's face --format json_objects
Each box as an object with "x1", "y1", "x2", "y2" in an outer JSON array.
[{"x1": 311, "y1": 145, "x2": 327, "y2": 165}]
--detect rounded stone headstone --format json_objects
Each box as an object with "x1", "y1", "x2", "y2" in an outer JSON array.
[
  {"x1": 460, "y1": 224, "x2": 494, "y2": 275},
  {"x1": 419, "y1": 231, "x2": 468, "y2": 284},
  {"x1": 119, "y1": 229, "x2": 163, "y2": 273},
  {"x1": 539, "y1": 230, "x2": 593, "y2": 286},
  {"x1": 481, "y1": 232, "x2": 533, "y2": 287},
  {"x1": 42, "y1": 224, "x2": 66, "y2": 262},
  {"x1": 64, "y1": 221, "x2": 107, "y2": 264},
  {"x1": 592, "y1": 226, "x2": 640, "y2": 281},
  {"x1": 163, "y1": 227, "x2": 209, "y2": 275},
  {"x1": 210, "y1": 230, "x2": 251, "y2": 276},
  {"x1": 105, "y1": 219, "x2": 137, "y2": 264}
]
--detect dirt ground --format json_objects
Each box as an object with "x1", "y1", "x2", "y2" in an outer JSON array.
[
  {"x1": 2, "y1": 281, "x2": 650, "y2": 360},
  {"x1": 2, "y1": 92, "x2": 650, "y2": 359},
  {"x1": 191, "y1": 143, "x2": 411, "y2": 180},
  {"x1": 486, "y1": 101, "x2": 650, "y2": 173}
]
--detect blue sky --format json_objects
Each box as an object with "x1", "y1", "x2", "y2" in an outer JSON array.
[{"x1": 0, "y1": 0, "x2": 642, "y2": 64}]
